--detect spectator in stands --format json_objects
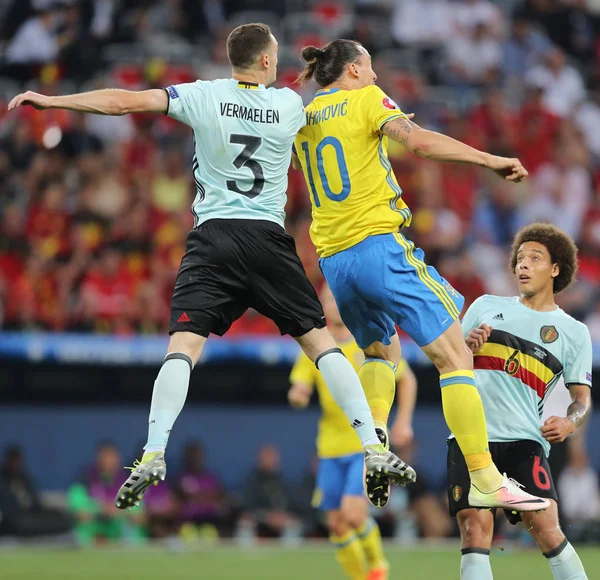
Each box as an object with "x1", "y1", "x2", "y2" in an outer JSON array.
[
  {"x1": 0, "y1": 444, "x2": 72, "y2": 537},
  {"x1": 502, "y1": 15, "x2": 551, "y2": 87},
  {"x1": 391, "y1": 0, "x2": 451, "y2": 47},
  {"x1": 237, "y1": 444, "x2": 301, "y2": 543},
  {"x1": 471, "y1": 178, "x2": 521, "y2": 247},
  {"x1": 525, "y1": 46, "x2": 586, "y2": 118},
  {"x1": 80, "y1": 244, "x2": 136, "y2": 333},
  {"x1": 468, "y1": 89, "x2": 517, "y2": 155},
  {"x1": 4, "y1": 6, "x2": 63, "y2": 69},
  {"x1": 175, "y1": 442, "x2": 231, "y2": 536},
  {"x1": 151, "y1": 147, "x2": 193, "y2": 215},
  {"x1": 26, "y1": 179, "x2": 70, "y2": 261},
  {"x1": 584, "y1": 299, "x2": 600, "y2": 342},
  {"x1": 201, "y1": 26, "x2": 235, "y2": 81},
  {"x1": 517, "y1": 139, "x2": 592, "y2": 241},
  {"x1": 558, "y1": 442, "x2": 600, "y2": 543},
  {"x1": 446, "y1": 21, "x2": 502, "y2": 87},
  {"x1": 515, "y1": 0, "x2": 571, "y2": 53},
  {"x1": 575, "y1": 86, "x2": 600, "y2": 161},
  {"x1": 452, "y1": 0, "x2": 504, "y2": 39},
  {"x1": 68, "y1": 442, "x2": 146, "y2": 545},
  {"x1": 514, "y1": 81, "x2": 560, "y2": 174}
]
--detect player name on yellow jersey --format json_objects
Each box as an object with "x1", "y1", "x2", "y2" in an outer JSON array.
[{"x1": 295, "y1": 84, "x2": 412, "y2": 258}]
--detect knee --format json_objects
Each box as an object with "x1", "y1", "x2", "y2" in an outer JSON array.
[
  {"x1": 430, "y1": 344, "x2": 473, "y2": 374},
  {"x1": 363, "y1": 335, "x2": 402, "y2": 367},
  {"x1": 341, "y1": 507, "x2": 367, "y2": 531},
  {"x1": 457, "y1": 511, "x2": 493, "y2": 549},
  {"x1": 327, "y1": 512, "x2": 350, "y2": 538},
  {"x1": 167, "y1": 331, "x2": 205, "y2": 365}
]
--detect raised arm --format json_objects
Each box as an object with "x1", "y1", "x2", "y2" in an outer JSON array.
[
  {"x1": 381, "y1": 116, "x2": 528, "y2": 183},
  {"x1": 7, "y1": 88, "x2": 168, "y2": 116},
  {"x1": 541, "y1": 384, "x2": 592, "y2": 444}
]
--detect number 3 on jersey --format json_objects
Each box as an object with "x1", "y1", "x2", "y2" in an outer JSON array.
[{"x1": 301, "y1": 137, "x2": 351, "y2": 207}]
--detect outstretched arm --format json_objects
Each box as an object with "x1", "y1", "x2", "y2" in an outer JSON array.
[
  {"x1": 381, "y1": 116, "x2": 528, "y2": 182},
  {"x1": 8, "y1": 88, "x2": 168, "y2": 116}
]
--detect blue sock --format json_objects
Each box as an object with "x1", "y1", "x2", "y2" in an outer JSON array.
[
  {"x1": 545, "y1": 539, "x2": 588, "y2": 579},
  {"x1": 315, "y1": 348, "x2": 379, "y2": 447},
  {"x1": 461, "y1": 548, "x2": 493, "y2": 580},
  {"x1": 144, "y1": 352, "x2": 192, "y2": 453}
]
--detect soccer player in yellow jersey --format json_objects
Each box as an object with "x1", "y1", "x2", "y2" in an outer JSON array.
[
  {"x1": 292, "y1": 39, "x2": 549, "y2": 513},
  {"x1": 288, "y1": 286, "x2": 417, "y2": 580}
]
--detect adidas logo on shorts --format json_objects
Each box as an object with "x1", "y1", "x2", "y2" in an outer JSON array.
[
  {"x1": 351, "y1": 419, "x2": 365, "y2": 429},
  {"x1": 493, "y1": 313, "x2": 504, "y2": 320}
]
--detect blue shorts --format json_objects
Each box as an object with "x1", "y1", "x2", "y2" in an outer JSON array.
[
  {"x1": 314, "y1": 453, "x2": 364, "y2": 512},
  {"x1": 320, "y1": 232, "x2": 464, "y2": 348}
]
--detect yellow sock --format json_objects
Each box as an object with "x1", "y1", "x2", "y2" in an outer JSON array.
[
  {"x1": 356, "y1": 517, "x2": 387, "y2": 571},
  {"x1": 359, "y1": 358, "x2": 396, "y2": 430},
  {"x1": 330, "y1": 530, "x2": 368, "y2": 580},
  {"x1": 440, "y1": 370, "x2": 502, "y2": 491}
]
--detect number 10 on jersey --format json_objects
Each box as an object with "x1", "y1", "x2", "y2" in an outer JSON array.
[{"x1": 301, "y1": 137, "x2": 351, "y2": 207}]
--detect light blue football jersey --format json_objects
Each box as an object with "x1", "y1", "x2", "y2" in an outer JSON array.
[
  {"x1": 165, "y1": 79, "x2": 305, "y2": 227},
  {"x1": 461, "y1": 295, "x2": 592, "y2": 456}
]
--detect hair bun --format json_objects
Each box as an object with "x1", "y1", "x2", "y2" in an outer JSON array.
[{"x1": 302, "y1": 46, "x2": 324, "y2": 62}]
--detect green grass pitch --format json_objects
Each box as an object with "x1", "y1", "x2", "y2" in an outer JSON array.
[{"x1": 2, "y1": 544, "x2": 599, "y2": 579}]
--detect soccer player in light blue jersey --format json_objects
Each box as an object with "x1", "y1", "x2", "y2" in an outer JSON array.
[
  {"x1": 447, "y1": 223, "x2": 592, "y2": 580},
  {"x1": 8, "y1": 23, "x2": 414, "y2": 510}
]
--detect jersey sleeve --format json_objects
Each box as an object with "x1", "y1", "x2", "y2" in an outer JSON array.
[
  {"x1": 395, "y1": 358, "x2": 408, "y2": 381},
  {"x1": 289, "y1": 90, "x2": 306, "y2": 132},
  {"x1": 563, "y1": 325, "x2": 593, "y2": 388},
  {"x1": 361, "y1": 85, "x2": 407, "y2": 132},
  {"x1": 164, "y1": 82, "x2": 206, "y2": 127},
  {"x1": 289, "y1": 351, "x2": 317, "y2": 386},
  {"x1": 460, "y1": 296, "x2": 487, "y2": 337}
]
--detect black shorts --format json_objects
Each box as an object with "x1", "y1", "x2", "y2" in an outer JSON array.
[
  {"x1": 447, "y1": 438, "x2": 558, "y2": 519},
  {"x1": 169, "y1": 219, "x2": 326, "y2": 338}
]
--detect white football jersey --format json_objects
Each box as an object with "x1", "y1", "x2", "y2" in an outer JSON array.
[{"x1": 165, "y1": 79, "x2": 305, "y2": 227}]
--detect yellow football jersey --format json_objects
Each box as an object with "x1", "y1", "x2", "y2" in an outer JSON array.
[
  {"x1": 294, "y1": 84, "x2": 412, "y2": 258},
  {"x1": 290, "y1": 339, "x2": 408, "y2": 458}
]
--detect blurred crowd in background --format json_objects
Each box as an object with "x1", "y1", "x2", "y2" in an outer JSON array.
[
  {"x1": 2, "y1": 0, "x2": 600, "y2": 338},
  {"x1": 1, "y1": 436, "x2": 599, "y2": 545}
]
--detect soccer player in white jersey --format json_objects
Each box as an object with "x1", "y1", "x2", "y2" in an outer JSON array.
[
  {"x1": 8, "y1": 23, "x2": 414, "y2": 509},
  {"x1": 448, "y1": 223, "x2": 592, "y2": 580}
]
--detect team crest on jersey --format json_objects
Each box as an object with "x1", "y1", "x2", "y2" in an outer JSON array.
[
  {"x1": 540, "y1": 325, "x2": 559, "y2": 344},
  {"x1": 382, "y1": 97, "x2": 399, "y2": 110},
  {"x1": 452, "y1": 486, "x2": 462, "y2": 502}
]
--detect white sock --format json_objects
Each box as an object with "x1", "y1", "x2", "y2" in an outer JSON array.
[
  {"x1": 545, "y1": 539, "x2": 588, "y2": 580},
  {"x1": 315, "y1": 349, "x2": 379, "y2": 447},
  {"x1": 461, "y1": 549, "x2": 493, "y2": 580},
  {"x1": 144, "y1": 352, "x2": 192, "y2": 453}
]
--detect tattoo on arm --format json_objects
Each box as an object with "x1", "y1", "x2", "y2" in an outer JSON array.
[
  {"x1": 567, "y1": 389, "x2": 592, "y2": 429},
  {"x1": 383, "y1": 117, "x2": 412, "y2": 146}
]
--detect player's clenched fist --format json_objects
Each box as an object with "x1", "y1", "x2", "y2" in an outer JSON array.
[
  {"x1": 288, "y1": 383, "x2": 311, "y2": 409},
  {"x1": 465, "y1": 323, "x2": 492, "y2": 354},
  {"x1": 7, "y1": 91, "x2": 53, "y2": 111},
  {"x1": 486, "y1": 155, "x2": 528, "y2": 183}
]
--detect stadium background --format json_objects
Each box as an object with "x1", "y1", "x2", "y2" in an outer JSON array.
[{"x1": 1, "y1": 0, "x2": 600, "y2": 578}]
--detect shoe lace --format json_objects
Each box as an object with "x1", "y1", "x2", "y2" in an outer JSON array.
[
  {"x1": 504, "y1": 474, "x2": 527, "y2": 496},
  {"x1": 124, "y1": 459, "x2": 141, "y2": 472}
]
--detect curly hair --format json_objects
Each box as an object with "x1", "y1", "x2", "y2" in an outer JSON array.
[{"x1": 509, "y1": 223, "x2": 578, "y2": 294}]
